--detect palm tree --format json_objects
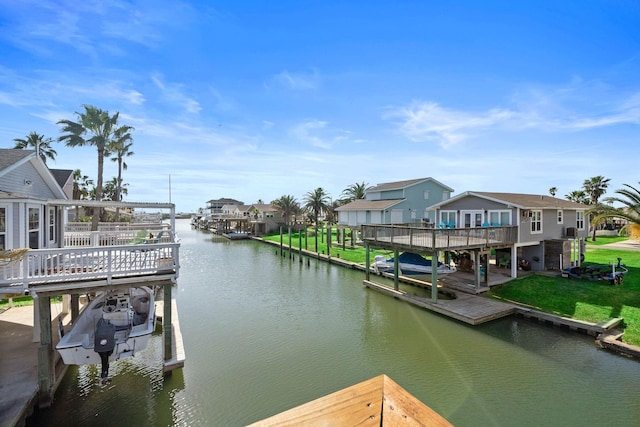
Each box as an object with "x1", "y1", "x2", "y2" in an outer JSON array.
[
  {"x1": 303, "y1": 187, "x2": 331, "y2": 226},
  {"x1": 271, "y1": 195, "x2": 300, "y2": 226},
  {"x1": 13, "y1": 132, "x2": 57, "y2": 164},
  {"x1": 341, "y1": 181, "x2": 370, "y2": 203},
  {"x1": 594, "y1": 182, "x2": 640, "y2": 237},
  {"x1": 108, "y1": 127, "x2": 134, "y2": 221},
  {"x1": 565, "y1": 190, "x2": 589, "y2": 204},
  {"x1": 548, "y1": 187, "x2": 558, "y2": 197},
  {"x1": 58, "y1": 105, "x2": 131, "y2": 230},
  {"x1": 583, "y1": 175, "x2": 611, "y2": 241},
  {"x1": 303, "y1": 188, "x2": 331, "y2": 252},
  {"x1": 72, "y1": 169, "x2": 94, "y2": 220}
]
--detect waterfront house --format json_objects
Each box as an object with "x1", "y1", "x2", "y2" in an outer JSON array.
[
  {"x1": 1, "y1": 148, "x2": 181, "y2": 408},
  {"x1": 336, "y1": 178, "x2": 454, "y2": 226},
  {"x1": 247, "y1": 203, "x2": 283, "y2": 235},
  {"x1": 206, "y1": 197, "x2": 244, "y2": 215},
  {"x1": 0, "y1": 149, "x2": 68, "y2": 251},
  {"x1": 428, "y1": 191, "x2": 590, "y2": 271}
]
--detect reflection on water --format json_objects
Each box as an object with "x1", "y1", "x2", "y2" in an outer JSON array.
[{"x1": 28, "y1": 220, "x2": 640, "y2": 426}]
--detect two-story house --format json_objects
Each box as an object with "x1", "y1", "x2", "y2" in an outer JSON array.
[
  {"x1": 429, "y1": 191, "x2": 590, "y2": 271},
  {"x1": 248, "y1": 203, "x2": 283, "y2": 235},
  {"x1": 336, "y1": 178, "x2": 454, "y2": 226}
]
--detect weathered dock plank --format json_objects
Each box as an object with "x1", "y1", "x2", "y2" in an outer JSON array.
[{"x1": 363, "y1": 280, "x2": 516, "y2": 325}]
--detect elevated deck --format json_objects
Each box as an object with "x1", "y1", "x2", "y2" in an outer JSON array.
[{"x1": 362, "y1": 224, "x2": 517, "y2": 252}]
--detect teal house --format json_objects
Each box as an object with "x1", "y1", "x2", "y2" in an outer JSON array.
[{"x1": 336, "y1": 178, "x2": 454, "y2": 226}]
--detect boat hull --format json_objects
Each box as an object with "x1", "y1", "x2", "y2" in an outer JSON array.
[
  {"x1": 56, "y1": 286, "x2": 156, "y2": 365},
  {"x1": 371, "y1": 253, "x2": 457, "y2": 275}
]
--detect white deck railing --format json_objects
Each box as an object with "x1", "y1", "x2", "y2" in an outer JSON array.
[{"x1": 0, "y1": 242, "x2": 179, "y2": 291}]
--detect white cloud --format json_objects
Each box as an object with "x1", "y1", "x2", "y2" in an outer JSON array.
[
  {"x1": 386, "y1": 82, "x2": 640, "y2": 147},
  {"x1": 269, "y1": 69, "x2": 320, "y2": 91},
  {"x1": 150, "y1": 74, "x2": 201, "y2": 114}
]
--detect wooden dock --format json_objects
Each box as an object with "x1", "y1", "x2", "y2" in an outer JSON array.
[
  {"x1": 155, "y1": 298, "x2": 186, "y2": 372},
  {"x1": 364, "y1": 280, "x2": 517, "y2": 325}
]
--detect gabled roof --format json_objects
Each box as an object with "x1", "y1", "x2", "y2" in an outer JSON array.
[
  {"x1": 249, "y1": 203, "x2": 278, "y2": 212},
  {"x1": 0, "y1": 148, "x2": 67, "y2": 200},
  {"x1": 335, "y1": 199, "x2": 404, "y2": 211},
  {"x1": 431, "y1": 191, "x2": 590, "y2": 210},
  {"x1": 50, "y1": 169, "x2": 73, "y2": 189},
  {"x1": 0, "y1": 149, "x2": 35, "y2": 175},
  {"x1": 368, "y1": 177, "x2": 454, "y2": 193},
  {"x1": 207, "y1": 197, "x2": 244, "y2": 204}
]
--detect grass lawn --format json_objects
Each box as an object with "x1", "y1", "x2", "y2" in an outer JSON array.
[
  {"x1": 261, "y1": 228, "x2": 392, "y2": 263},
  {"x1": 264, "y1": 231, "x2": 640, "y2": 347},
  {"x1": 488, "y1": 236, "x2": 640, "y2": 346}
]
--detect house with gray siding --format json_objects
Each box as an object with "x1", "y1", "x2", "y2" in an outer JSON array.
[
  {"x1": 0, "y1": 149, "x2": 68, "y2": 250},
  {"x1": 428, "y1": 191, "x2": 590, "y2": 271},
  {"x1": 336, "y1": 178, "x2": 454, "y2": 226}
]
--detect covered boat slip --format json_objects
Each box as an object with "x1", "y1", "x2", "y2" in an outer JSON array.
[{"x1": 362, "y1": 224, "x2": 519, "y2": 299}]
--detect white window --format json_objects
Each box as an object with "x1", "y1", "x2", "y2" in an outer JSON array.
[
  {"x1": 28, "y1": 206, "x2": 40, "y2": 249},
  {"x1": 557, "y1": 210, "x2": 563, "y2": 224},
  {"x1": 0, "y1": 206, "x2": 6, "y2": 249},
  {"x1": 577, "y1": 211, "x2": 585, "y2": 230},
  {"x1": 439, "y1": 211, "x2": 456, "y2": 227},
  {"x1": 488, "y1": 210, "x2": 512, "y2": 226},
  {"x1": 423, "y1": 190, "x2": 430, "y2": 200},
  {"x1": 48, "y1": 207, "x2": 57, "y2": 244},
  {"x1": 531, "y1": 210, "x2": 542, "y2": 234},
  {"x1": 442, "y1": 191, "x2": 450, "y2": 201}
]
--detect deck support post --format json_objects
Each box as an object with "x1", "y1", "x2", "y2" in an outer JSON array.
[
  {"x1": 393, "y1": 248, "x2": 399, "y2": 291},
  {"x1": 365, "y1": 244, "x2": 370, "y2": 281},
  {"x1": 298, "y1": 231, "x2": 303, "y2": 264},
  {"x1": 510, "y1": 246, "x2": 517, "y2": 278},
  {"x1": 71, "y1": 293, "x2": 80, "y2": 323},
  {"x1": 37, "y1": 295, "x2": 54, "y2": 408},
  {"x1": 163, "y1": 284, "x2": 173, "y2": 362},
  {"x1": 474, "y1": 251, "x2": 481, "y2": 292},
  {"x1": 431, "y1": 251, "x2": 439, "y2": 303}
]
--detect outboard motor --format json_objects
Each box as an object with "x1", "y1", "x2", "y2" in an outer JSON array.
[{"x1": 94, "y1": 318, "x2": 116, "y2": 382}]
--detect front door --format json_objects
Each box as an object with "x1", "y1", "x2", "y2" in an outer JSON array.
[{"x1": 461, "y1": 210, "x2": 484, "y2": 228}]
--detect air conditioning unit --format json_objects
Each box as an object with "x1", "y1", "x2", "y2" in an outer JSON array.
[{"x1": 566, "y1": 227, "x2": 577, "y2": 237}]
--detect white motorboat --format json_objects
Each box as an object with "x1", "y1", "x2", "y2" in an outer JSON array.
[
  {"x1": 56, "y1": 286, "x2": 156, "y2": 382},
  {"x1": 371, "y1": 252, "x2": 457, "y2": 275}
]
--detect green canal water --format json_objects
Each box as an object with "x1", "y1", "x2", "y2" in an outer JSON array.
[{"x1": 28, "y1": 219, "x2": 640, "y2": 426}]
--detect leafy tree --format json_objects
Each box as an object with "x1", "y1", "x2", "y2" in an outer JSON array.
[
  {"x1": 72, "y1": 169, "x2": 94, "y2": 220},
  {"x1": 341, "y1": 181, "x2": 370, "y2": 203},
  {"x1": 565, "y1": 190, "x2": 589, "y2": 204},
  {"x1": 271, "y1": 195, "x2": 300, "y2": 226},
  {"x1": 594, "y1": 182, "x2": 640, "y2": 236},
  {"x1": 58, "y1": 105, "x2": 132, "y2": 230},
  {"x1": 103, "y1": 177, "x2": 129, "y2": 202},
  {"x1": 583, "y1": 175, "x2": 611, "y2": 241},
  {"x1": 108, "y1": 127, "x2": 134, "y2": 221},
  {"x1": 13, "y1": 132, "x2": 57, "y2": 164},
  {"x1": 548, "y1": 187, "x2": 557, "y2": 197}
]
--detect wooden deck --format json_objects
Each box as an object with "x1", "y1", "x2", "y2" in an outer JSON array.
[
  {"x1": 249, "y1": 374, "x2": 452, "y2": 426},
  {"x1": 364, "y1": 280, "x2": 517, "y2": 325},
  {"x1": 362, "y1": 224, "x2": 518, "y2": 252}
]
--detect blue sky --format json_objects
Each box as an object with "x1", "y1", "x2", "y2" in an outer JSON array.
[{"x1": 1, "y1": 1, "x2": 639, "y2": 213}]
